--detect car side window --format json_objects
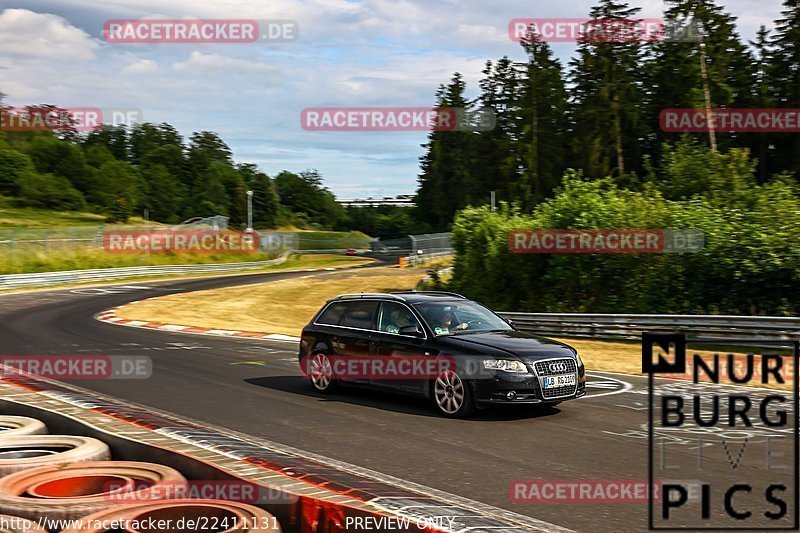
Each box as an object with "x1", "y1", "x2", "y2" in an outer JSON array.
[
  {"x1": 316, "y1": 302, "x2": 349, "y2": 325},
  {"x1": 377, "y1": 301, "x2": 421, "y2": 335},
  {"x1": 340, "y1": 301, "x2": 379, "y2": 330}
]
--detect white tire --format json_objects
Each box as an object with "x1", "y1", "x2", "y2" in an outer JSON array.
[
  {"x1": 0, "y1": 436, "x2": 110, "y2": 478},
  {"x1": 0, "y1": 417, "x2": 47, "y2": 437}
]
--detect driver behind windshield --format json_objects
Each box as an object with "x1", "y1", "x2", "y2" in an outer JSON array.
[{"x1": 431, "y1": 307, "x2": 469, "y2": 336}]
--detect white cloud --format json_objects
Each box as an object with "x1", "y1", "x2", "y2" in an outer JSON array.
[
  {"x1": 0, "y1": 9, "x2": 98, "y2": 61},
  {"x1": 172, "y1": 51, "x2": 276, "y2": 77},
  {"x1": 122, "y1": 58, "x2": 158, "y2": 74}
]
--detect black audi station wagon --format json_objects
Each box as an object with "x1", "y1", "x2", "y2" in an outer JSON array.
[{"x1": 299, "y1": 291, "x2": 586, "y2": 417}]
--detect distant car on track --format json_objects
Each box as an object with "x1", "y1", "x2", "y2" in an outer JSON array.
[
  {"x1": 299, "y1": 291, "x2": 585, "y2": 417},
  {"x1": 344, "y1": 248, "x2": 359, "y2": 256}
]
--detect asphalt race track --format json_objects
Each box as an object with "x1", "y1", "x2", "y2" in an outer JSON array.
[{"x1": 0, "y1": 268, "x2": 794, "y2": 532}]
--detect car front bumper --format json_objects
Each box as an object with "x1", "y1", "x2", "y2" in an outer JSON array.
[{"x1": 471, "y1": 368, "x2": 586, "y2": 406}]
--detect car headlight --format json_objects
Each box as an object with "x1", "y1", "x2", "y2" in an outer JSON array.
[
  {"x1": 483, "y1": 359, "x2": 528, "y2": 373},
  {"x1": 575, "y1": 352, "x2": 584, "y2": 368}
]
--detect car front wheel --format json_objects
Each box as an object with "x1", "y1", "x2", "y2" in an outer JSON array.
[{"x1": 431, "y1": 369, "x2": 474, "y2": 418}]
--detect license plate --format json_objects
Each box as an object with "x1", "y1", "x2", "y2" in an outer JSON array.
[{"x1": 543, "y1": 374, "x2": 577, "y2": 389}]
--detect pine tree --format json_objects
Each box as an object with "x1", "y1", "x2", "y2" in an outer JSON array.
[
  {"x1": 748, "y1": 26, "x2": 776, "y2": 181},
  {"x1": 769, "y1": 0, "x2": 800, "y2": 178},
  {"x1": 471, "y1": 58, "x2": 524, "y2": 207},
  {"x1": 644, "y1": 0, "x2": 756, "y2": 157},
  {"x1": 569, "y1": 0, "x2": 645, "y2": 179},
  {"x1": 518, "y1": 28, "x2": 569, "y2": 207},
  {"x1": 416, "y1": 73, "x2": 476, "y2": 228}
]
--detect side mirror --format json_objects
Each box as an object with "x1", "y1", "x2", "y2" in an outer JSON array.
[
  {"x1": 399, "y1": 325, "x2": 424, "y2": 337},
  {"x1": 505, "y1": 318, "x2": 515, "y2": 327}
]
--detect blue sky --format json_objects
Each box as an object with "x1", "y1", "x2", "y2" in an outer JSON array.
[{"x1": 0, "y1": 0, "x2": 785, "y2": 198}]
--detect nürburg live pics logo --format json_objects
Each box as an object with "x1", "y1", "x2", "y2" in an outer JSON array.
[{"x1": 643, "y1": 332, "x2": 799, "y2": 530}]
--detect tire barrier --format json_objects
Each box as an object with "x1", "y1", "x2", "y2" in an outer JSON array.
[
  {"x1": 0, "y1": 436, "x2": 110, "y2": 477},
  {"x1": 0, "y1": 461, "x2": 187, "y2": 521},
  {"x1": 0, "y1": 514, "x2": 45, "y2": 533},
  {"x1": 60, "y1": 499, "x2": 282, "y2": 532},
  {"x1": 0, "y1": 417, "x2": 47, "y2": 437}
]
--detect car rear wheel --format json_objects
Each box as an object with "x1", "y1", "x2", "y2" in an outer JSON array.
[
  {"x1": 308, "y1": 352, "x2": 338, "y2": 393},
  {"x1": 432, "y1": 369, "x2": 474, "y2": 418}
]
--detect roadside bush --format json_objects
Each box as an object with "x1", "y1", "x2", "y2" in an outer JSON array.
[{"x1": 449, "y1": 152, "x2": 800, "y2": 315}]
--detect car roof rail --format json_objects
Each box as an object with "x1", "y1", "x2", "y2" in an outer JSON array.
[
  {"x1": 334, "y1": 293, "x2": 404, "y2": 301},
  {"x1": 391, "y1": 291, "x2": 467, "y2": 299}
]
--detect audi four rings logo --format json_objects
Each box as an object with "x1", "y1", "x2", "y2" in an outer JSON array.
[{"x1": 548, "y1": 362, "x2": 568, "y2": 373}]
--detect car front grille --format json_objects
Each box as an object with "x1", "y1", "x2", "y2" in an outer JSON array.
[
  {"x1": 533, "y1": 358, "x2": 577, "y2": 376},
  {"x1": 533, "y1": 358, "x2": 578, "y2": 399}
]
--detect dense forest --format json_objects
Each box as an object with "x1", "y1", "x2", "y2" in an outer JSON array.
[
  {"x1": 417, "y1": 0, "x2": 800, "y2": 229},
  {"x1": 423, "y1": 0, "x2": 800, "y2": 315}
]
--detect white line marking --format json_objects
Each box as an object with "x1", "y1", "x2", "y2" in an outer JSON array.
[{"x1": 583, "y1": 373, "x2": 634, "y2": 398}]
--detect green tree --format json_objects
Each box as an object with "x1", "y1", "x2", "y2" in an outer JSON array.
[
  {"x1": 187, "y1": 131, "x2": 233, "y2": 181},
  {"x1": 187, "y1": 161, "x2": 230, "y2": 218},
  {"x1": 139, "y1": 164, "x2": 186, "y2": 223},
  {"x1": 25, "y1": 136, "x2": 91, "y2": 192},
  {"x1": 0, "y1": 148, "x2": 35, "y2": 194},
  {"x1": 643, "y1": 0, "x2": 756, "y2": 156},
  {"x1": 518, "y1": 29, "x2": 569, "y2": 206},
  {"x1": 769, "y1": 0, "x2": 800, "y2": 178},
  {"x1": 416, "y1": 73, "x2": 478, "y2": 228},
  {"x1": 16, "y1": 172, "x2": 86, "y2": 211},
  {"x1": 84, "y1": 125, "x2": 129, "y2": 162},
  {"x1": 90, "y1": 161, "x2": 140, "y2": 221},
  {"x1": 274, "y1": 170, "x2": 343, "y2": 228},
  {"x1": 569, "y1": 0, "x2": 645, "y2": 179}
]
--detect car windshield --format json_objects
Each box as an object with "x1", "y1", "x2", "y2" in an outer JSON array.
[{"x1": 414, "y1": 301, "x2": 512, "y2": 336}]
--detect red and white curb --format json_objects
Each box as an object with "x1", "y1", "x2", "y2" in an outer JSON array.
[
  {"x1": 93, "y1": 264, "x2": 362, "y2": 342},
  {"x1": 96, "y1": 306, "x2": 302, "y2": 342}
]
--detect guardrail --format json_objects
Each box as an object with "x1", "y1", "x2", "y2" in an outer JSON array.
[
  {"x1": 0, "y1": 248, "x2": 369, "y2": 291},
  {"x1": 498, "y1": 312, "x2": 800, "y2": 345},
  {"x1": 0, "y1": 251, "x2": 298, "y2": 291}
]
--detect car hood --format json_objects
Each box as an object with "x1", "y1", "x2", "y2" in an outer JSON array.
[{"x1": 442, "y1": 330, "x2": 576, "y2": 360}]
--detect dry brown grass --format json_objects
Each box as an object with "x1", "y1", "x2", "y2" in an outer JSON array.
[
  {"x1": 118, "y1": 266, "x2": 429, "y2": 336},
  {"x1": 551, "y1": 337, "x2": 644, "y2": 375}
]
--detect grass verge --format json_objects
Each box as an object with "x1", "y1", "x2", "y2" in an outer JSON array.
[{"x1": 117, "y1": 266, "x2": 429, "y2": 336}]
